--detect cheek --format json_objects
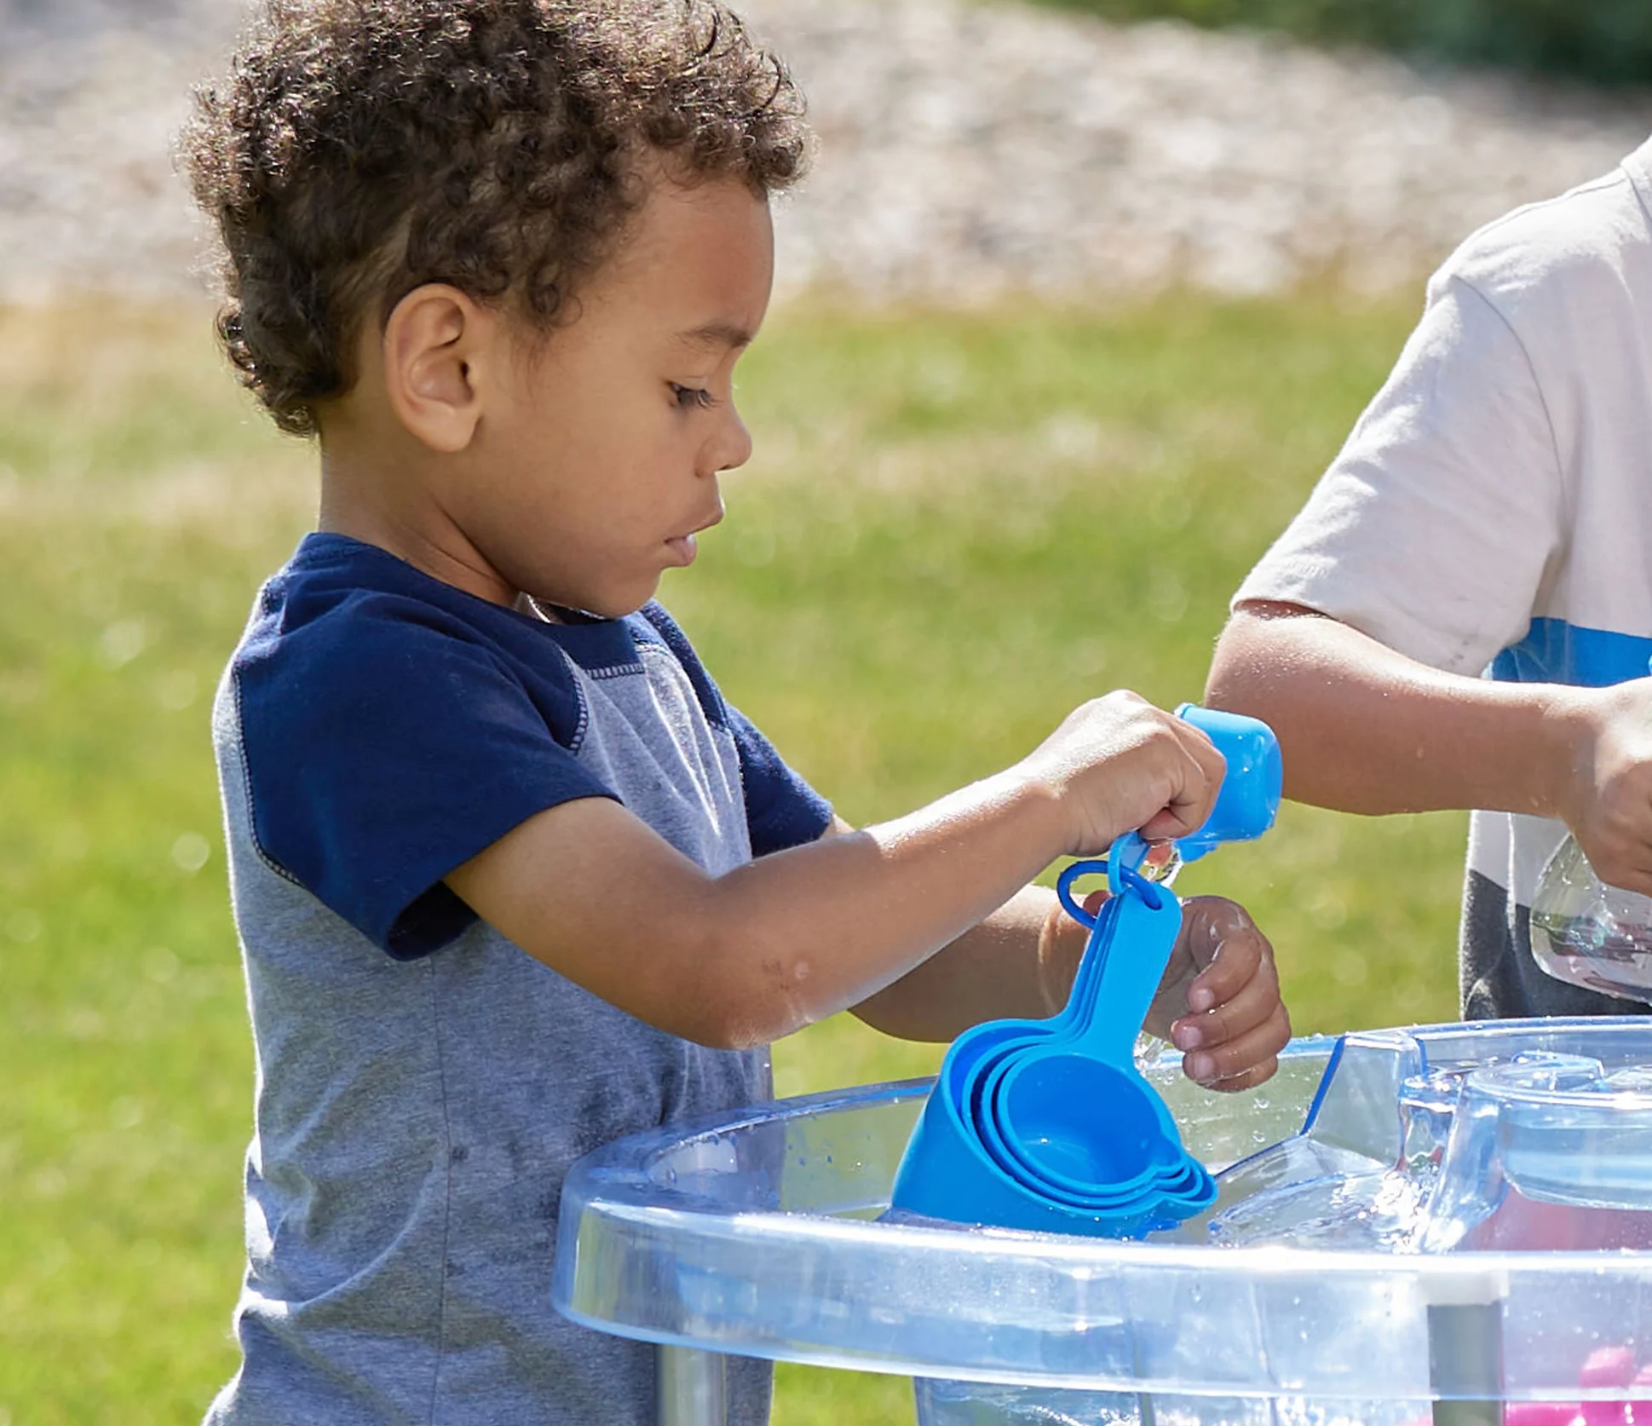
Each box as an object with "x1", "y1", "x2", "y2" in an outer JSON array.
[{"x1": 561, "y1": 394, "x2": 673, "y2": 472}]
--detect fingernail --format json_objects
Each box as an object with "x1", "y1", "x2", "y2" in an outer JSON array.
[
  {"x1": 1188, "y1": 987, "x2": 1214, "y2": 1012},
  {"x1": 1189, "y1": 1053, "x2": 1215, "y2": 1081},
  {"x1": 1174, "y1": 1024, "x2": 1202, "y2": 1050}
]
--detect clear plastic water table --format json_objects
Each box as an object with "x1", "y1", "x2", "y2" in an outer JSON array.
[{"x1": 554, "y1": 1017, "x2": 1652, "y2": 1426}]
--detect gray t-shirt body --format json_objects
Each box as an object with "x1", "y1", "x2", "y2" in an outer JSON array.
[{"x1": 204, "y1": 535, "x2": 831, "y2": 1425}]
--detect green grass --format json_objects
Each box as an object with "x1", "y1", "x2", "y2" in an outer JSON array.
[{"x1": 0, "y1": 292, "x2": 1463, "y2": 1425}]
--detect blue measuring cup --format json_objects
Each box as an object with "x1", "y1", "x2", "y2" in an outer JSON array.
[
  {"x1": 991, "y1": 892, "x2": 1189, "y2": 1196},
  {"x1": 990, "y1": 874, "x2": 1204, "y2": 1200},
  {"x1": 889, "y1": 705, "x2": 1279, "y2": 1234},
  {"x1": 1169, "y1": 702, "x2": 1281, "y2": 860},
  {"x1": 974, "y1": 878, "x2": 1183, "y2": 1203},
  {"x1": 894, "y1": 867, "x2": 1215, "y2": 1229},
  {"x1": 977, "y1": 702, "x2": 1278, "y2": 1206}
]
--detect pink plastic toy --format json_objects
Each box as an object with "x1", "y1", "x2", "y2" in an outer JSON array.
[{"x1": 1406, "y1": 1348, "x2": 1652, "y2": 1426}]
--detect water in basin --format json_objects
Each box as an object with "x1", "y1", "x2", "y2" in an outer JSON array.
[
  {"x1": 920, "y1": 1023, "x2": 1652, "y2": 1425},
  {"x1": 553, "y1": 1018, "x2": 1652, "y2": 1426}
]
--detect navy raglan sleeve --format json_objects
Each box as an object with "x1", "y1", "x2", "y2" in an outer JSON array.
[
  {"x1": 637, "y1": 603, "x2": 833, "y2": 856},
  {"x1": 723, "y1": 704, "x2": 835, "y2": 856},
  {"x1": 234, "y1": 593, "x2": 615, "y2": 958}
]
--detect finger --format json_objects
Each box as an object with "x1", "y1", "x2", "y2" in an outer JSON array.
[
  {"x1": 1176, "y1": 717, "x2": 1230, "y2": 797},
  {"x1": 1182, "y1": 1004, "x2": 1292, "y2": 1088},
  {"x1": 1172, "y1": 954, "x2": 1281, "y2": 1052},
  {"x1": 1143, "y1": 721, "x2": 1227, "y2": 841},
  {"x1": 1181, "y1": 924, "x2": 1265, "y2": 1014},
  {"x1": 1192, "y1": 1054, "x2": 1282, "y2": 1095},
  {"x1": 1585, "y1": 846, "x2": 1652, "y2": 900},
  {"x1": 1175, "y1": 897, "x2": 1270, "y2": 1010}
]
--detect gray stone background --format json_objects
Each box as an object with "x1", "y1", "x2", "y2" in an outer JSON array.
[{"x1": 3, "y1": 0, "x2": 1651, "y2": 305}]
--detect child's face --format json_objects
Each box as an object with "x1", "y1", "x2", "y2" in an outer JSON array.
[{"x1": 460, "y1": 175, "x2": 774, "y2": 618}]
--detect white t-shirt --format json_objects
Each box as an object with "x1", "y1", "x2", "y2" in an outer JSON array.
[{"x1": 1236, "y1": 134, "x2": 1652, "y2": 1019}]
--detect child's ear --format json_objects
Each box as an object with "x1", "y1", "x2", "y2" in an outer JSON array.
[{"x1": 381, "y1": 285, "x2": 495, "y2": 453}]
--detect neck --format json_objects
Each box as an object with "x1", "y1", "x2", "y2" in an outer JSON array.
[{"x1": 316, "y1": 437, "x2": 517, "y2": 608}]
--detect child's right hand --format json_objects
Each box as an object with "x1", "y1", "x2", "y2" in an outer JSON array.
[
  {"x1": 1018, "y1": 691, "x2": 1228, "y2": 857},
  {"x1": 1558, "y1": 679, "x2": 1652, "y2": 897}
]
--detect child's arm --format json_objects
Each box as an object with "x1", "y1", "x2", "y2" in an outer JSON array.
[
  {"x1": 446, "y1": 691, "x2": 1227, "y2": 1050},
  {"x1": 1207, "y1": 600, "x2": 1652, "y2": 898},
  {"x1": 850, "y1": 881, "x2": 1287, "y2": 1091}
]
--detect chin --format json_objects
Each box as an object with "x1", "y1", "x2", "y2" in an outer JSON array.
[{"x1": 595, "y1": 582, "x2": 662, "y2": 620}]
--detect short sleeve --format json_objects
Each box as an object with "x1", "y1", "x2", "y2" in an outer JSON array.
[
  {"x1": 635, "y1": 602, "x2": 832, "y2": 855},
  {"x1": 1234, "y1": 274, "x2": 1567, "y2": 676},
  {"x1": 724, "y1": 703, "x2": 834, "y2": 856},
  {"x1": 234, "y1": 593, "x2": 615, "y2": 958}
]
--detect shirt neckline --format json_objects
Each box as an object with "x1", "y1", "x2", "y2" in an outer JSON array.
[{"x1": 290, "y1": 531, "x2": 647, "y2": 672}]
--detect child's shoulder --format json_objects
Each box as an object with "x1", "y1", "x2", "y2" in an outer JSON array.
[
  {"x1": 1435, "y1": 140, "x2": 1652, "y2": 317},
  {"x1": 240, "y1": 533, "x2": 665, "y2": 683},
  {"x1": 244, "y1": 533, "x2": 533, "y2": 662},
  {"x1": 227, "y1": 534, "x2": 724, "y2": 756},
  {"x1": 228, "y1": 534, "x2": 590, "y2": 756}
]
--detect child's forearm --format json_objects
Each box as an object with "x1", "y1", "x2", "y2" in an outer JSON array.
[
  {"x1": 849, "y1": 886, "x2": 1072, "y2": 1042},
  {"x1": 696, "y1": 772, "x2": 1073, "y2": 1041},
  {"x1": 448, "y1": 691, "x2": 1223, "y2": 1049},
  {"x1": 447, "y1": 767, "x2": 1073, "y2": 1049},
  {"x1": 1206, "y1": 601, "x2": 1584, "y2": 817}
]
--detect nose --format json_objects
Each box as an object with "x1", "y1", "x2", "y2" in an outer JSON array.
[{"x1": 707, "y1": 403, "x2": 753, "y2": 476}]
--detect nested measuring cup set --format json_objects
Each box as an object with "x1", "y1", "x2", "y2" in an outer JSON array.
[{"x1": 890, "y1": 704, "x2": 1283, "y2": 1239}]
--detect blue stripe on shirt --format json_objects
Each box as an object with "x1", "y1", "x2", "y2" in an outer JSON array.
[{"x1": 1491, "y1": 617, "x2": 1652, "y2": 687}]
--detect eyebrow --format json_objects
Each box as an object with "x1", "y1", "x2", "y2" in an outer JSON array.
[{"x1": 674, "y1": 321, "x2": 755, "y2": 351}]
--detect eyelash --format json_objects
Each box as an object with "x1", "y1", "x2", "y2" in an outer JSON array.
[{"x1": 670, "y1": 383, "x2": 717, "y2": 411}]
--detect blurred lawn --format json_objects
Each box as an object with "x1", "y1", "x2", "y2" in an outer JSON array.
[{"x1": 0, "y1": 292, "x2": 1463, "y2": 1426}]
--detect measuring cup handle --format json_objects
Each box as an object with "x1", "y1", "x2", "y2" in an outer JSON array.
[
  {"x1": 1082, "y1": 885, "x2": 1184, "y2": 1065},
  {"x1": 1054, "y1": 836, "x2": 1158, "y2": 926},
  {"x1": 1056, "y1": 859, "x2": 1111, "y2": 928}
]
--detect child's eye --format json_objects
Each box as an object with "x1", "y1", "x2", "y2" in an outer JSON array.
[{"x1": 669, "y1": 383, "x2": 717, "y2": 411}]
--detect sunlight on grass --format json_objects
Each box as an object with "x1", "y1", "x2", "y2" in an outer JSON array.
[{"x1": 0, "y1": 292, "x2": 1458, "y2": 1425}]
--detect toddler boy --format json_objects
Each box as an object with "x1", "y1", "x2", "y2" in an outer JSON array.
[
  {"x1": 185, "y1": 3, "x2": 1290, "y2": 1423},
  {"x1": 1208, "y1": 136, "x2": 1652, "y2": 1022}
]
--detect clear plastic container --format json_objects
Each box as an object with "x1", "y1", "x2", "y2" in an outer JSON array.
[
  {"x1": 554, "y1": 1019, "x2": 1652, "y2": 1426},
  {"x1": 1530, "y1": 833, "x2": 1652, "y2": 1000}
]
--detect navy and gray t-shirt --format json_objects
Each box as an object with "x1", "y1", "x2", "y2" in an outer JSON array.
[{"x1": 204, "y1": 533, "x2": 832, "y2": 1426}]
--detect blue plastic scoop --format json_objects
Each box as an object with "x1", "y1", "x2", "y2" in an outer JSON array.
[
  {"x1": 974, "y1": 879, "x2": 1183, "y2": 1202},
  {"x1": 994, "y1": 871, "x2": 1188, "y2": 1190},
  {"x1": 889, "y1": 705, "x2": 1281, "y2": 1237}
]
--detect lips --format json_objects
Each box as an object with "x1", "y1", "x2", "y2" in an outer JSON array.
[{"x1": 666, "y1": 507, "x2": 723, "y2": 566}]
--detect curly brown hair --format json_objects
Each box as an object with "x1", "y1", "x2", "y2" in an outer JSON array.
[{"x1": 182, "y1": 0, "x2": 810, "y2": 436}]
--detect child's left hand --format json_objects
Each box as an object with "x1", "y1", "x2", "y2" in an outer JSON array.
[
  {"x1": 1145, "y1": 894, "x2": 1289, "y2": 1092},
  {"x1": 1048, "y1": 890, "x2": 1289, "y2": 1090}
]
